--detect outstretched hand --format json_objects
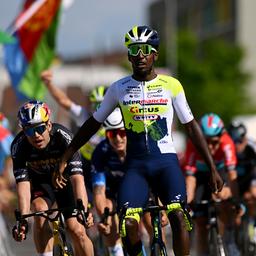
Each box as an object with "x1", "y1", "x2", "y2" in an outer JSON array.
[
  {"x1": 41, "y1": 70, "x2": 53, "y2": 86},
  {"x1": 209, "y1": 168, "x2": 224, "y2": 194},
  {"x1": 12, "y1": 220, "x2": 28, "y2": 242},
  {"x1": 98, "y1": 222, "x2": 111, "y2": 236},
  {"x1": 52, "y1": 161, "x2": 67, "y2": 189}
]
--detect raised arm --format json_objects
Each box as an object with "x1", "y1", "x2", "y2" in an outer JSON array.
[
  {"x1": 41, "y1": 70, "x2": 73, "y2": 110},
  {"x1": 184, "y1": 119, "x2": 224, "y2": 193}
]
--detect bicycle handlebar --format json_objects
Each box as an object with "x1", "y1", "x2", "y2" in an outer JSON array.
[
  {"x1": 100, "y1": 207, "x2": 117, "y2": 224},
  {"x1": 123, "y1": 202, "x2": 184, "y2": 215},
  {"x1": 14, "y1": 199, "x2": 89, "y2": 223}
]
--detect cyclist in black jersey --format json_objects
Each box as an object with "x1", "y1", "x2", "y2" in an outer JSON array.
[
  {"x1": 11, "y1": 100, "x2": 94, "y2": 256},
  {"x1": 228, "y1": 122, "x2": 256, "y2": 197},
  {"x1": 228, "y1": 122, "x2": 256, "y2": 244},
  {"x1": 55, "y1": 26, "x2": 224, "y2": 256}
]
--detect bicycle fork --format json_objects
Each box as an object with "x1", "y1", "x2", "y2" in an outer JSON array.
[{"x1": 52, "y1": 220, "x2": 70, "y2": 255}]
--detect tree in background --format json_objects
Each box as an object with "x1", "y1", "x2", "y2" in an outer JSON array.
[{"x1": 157, "y1": 30, "x2": 251, "y2": 124}]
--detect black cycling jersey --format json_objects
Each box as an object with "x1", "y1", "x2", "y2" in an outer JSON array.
[
  {"x1": 91, "y1": 139, "x2": 125, "y2": 199},
  {"x1": 236, "y1": 141, "x2": 256, "y2": 194},
  {"x1": 11, "y1": 123, "x2": 83, "y2": 184}
]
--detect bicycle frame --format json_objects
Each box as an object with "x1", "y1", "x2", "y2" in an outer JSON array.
[
  {"x1": 52, "y1": 214, "x2": 73, "y2": 256},
  {"x1": 148, "y1": 205, "x2": 168, "y2": 256}
]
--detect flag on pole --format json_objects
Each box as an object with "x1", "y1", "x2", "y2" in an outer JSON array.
[
  {"x1": 0, "y1": 30, "x2": 16, "y2": 44},
  {"x1": 4, "y1": 0, "x2": 61, "y2": 100}
]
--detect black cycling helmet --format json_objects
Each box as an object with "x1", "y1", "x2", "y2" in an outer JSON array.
[
  {"x1": 227, "y1": 121, "x2": 247, "y2": 143},
  {"x1": 124, "y1": 25, "x2": 160, "y2": 48}
]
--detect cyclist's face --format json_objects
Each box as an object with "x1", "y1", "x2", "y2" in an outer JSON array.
[
  {"x1": 128, "y1": 45, "x2": 158, "y2": 78},
  {"x1": 206, "y1": 136, "x2": 220, "y2": 155},
  {"x1": 234, "y1": 137, "x2": 247, "y2": 153},
  {"x1": 24, "y1": 121, "x2": 52, "y2": 149},
  {"x1": 106, "y1": 128, "x2": 127, "y2": 153}
]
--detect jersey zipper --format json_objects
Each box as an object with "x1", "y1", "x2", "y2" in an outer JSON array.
[{"x1": 142, "y1": 81, "x2": 150, "y2": 153}]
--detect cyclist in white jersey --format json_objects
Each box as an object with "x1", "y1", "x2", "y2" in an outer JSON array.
[{"x1": 55, "y1": 25, "x2": 224, "y2": 256}]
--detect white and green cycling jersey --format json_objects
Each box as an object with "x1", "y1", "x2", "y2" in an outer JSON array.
[{"x1": 93, "y1": 74, "x2": 194, "y2": 157}]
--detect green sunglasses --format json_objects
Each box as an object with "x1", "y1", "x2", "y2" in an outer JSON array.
[{"x1": 128, "y1": 44, "x2": 157, "y2": 56}]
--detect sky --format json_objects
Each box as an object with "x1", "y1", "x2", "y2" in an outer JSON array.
[{"x1": 0, "y1": 0, "x2": 156, "y2": 59}]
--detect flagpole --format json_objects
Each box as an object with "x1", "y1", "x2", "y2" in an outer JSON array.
[{"x1": 10, "y1": 0, "x2": 47, "y2": 34}]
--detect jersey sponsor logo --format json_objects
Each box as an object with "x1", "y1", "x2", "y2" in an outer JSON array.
[
  {"x1": 11, "y1": 136, "x2": 24, "y2": 156},
  {"x1": 185, "y1": 101, "x2": 192, "y2": 115},
  {"x1": 27, "y1": 158, "x2": 59, "y2": 174},
  {"x1": 16, "y1": 174, "x2": 26, "y2": 180},
  {"x1": 122, "y1": 78, "x2": 131, "y2": 85},
  {"x1": 71, "y1": 167, "x2": 83, "y2": 173},
  {"x1": 13, "y1": 169, "x2": 26, "y2": 176},
  {"x1": 57, "y1": 129, "x2": 72, "y2": 143},
  {"x1": 175, "y1": 194, "x2": 182, "y2": 200},
  {"x1": 129, "y1": 94, "x2": 140, "y2": 98},
  {"x1": 125, "y1": 88, "x2": 141, "y2": 93},
  {"x1": 70, "y1": 160, "x2": 82, "y2": 166},
  {"x1": 130, "y1": 106, "x2": 159, "y2": 114},
  {"x1": 159, "y1": 140, "x2": 168, "y2": 144},
  {"x1": 147, "y1": 84, "x2": 163, "y2": 90},
  {"x1": 147, "y1": 93, "x2": 163, "y2": 98},
  {"x1": 147, "y1": 88, "x2": 163, "y2": 93},
  {"x1": 123, "y1": 98, "x2": 168, "y2": 106},
  {"x1": 133, "y1": 114, "x2": 158, "y2": 121}
]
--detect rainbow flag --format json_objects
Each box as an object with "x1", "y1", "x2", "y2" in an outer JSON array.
[{"x1": 4, "y1": 0, "x2": 61, "y2": 100}]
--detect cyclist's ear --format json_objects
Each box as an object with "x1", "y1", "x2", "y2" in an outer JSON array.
[
  {"x1": 47, "y1": 120, "x2": 52, "y2": 132},
  {"x1": 153, "y1": 51, "x2": 158, "y2": 62}
]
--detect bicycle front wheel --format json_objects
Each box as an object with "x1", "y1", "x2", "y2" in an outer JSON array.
[
  {"x1": 208, "y1": 227, "x2": 227, "y2": 256},
  {"x1": 53, "y1": 243, "x2": 74, "y2": 256},
  {"x1": 151, "y1": 242, "x2": 168, "y2": 256}
]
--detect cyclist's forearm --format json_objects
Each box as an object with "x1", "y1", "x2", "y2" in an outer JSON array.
[
  {"x1": 41, "y1": 70, "x2": 72, "y2": 109},
  {"x1": 229, "y1": 170, "x2": 239, "y2": 199},
  {"x1": 44, "y1": 77, "x2": 72, "y2": 110},
  {"x1": 62, "y1": 116, "x2": 102, "y2": 164},
  {"x1": 93, "y1": 186, "x2": 109, "y2": 215},
  {"x1": 186, "y1": 175, "x2": 196, "y2": 204},
  {"x1": 16, "y1": 181, "x2": 31, "y2": 214},
  {"x1": 71, "y1": 174, "x2": 89, "y2": 210}
]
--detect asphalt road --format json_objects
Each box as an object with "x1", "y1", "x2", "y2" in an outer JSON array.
[{"x1": 9, "y1": 233, "x2": 36, "y2": 256}]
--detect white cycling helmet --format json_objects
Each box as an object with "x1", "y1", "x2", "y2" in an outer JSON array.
[
  {"x1": 18, "y1": 100, "x2": 51, "y2": 127},
  {"x1": 103, "y1": 108, "x2": 124, "y2": 131}
]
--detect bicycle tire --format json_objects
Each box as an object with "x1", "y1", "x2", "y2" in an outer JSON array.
[
  {"x1": 150, "y1": 242, "x2": 168, "y2": 256},
  {"x1": 53, "y1": 244, "x2": 64, "y2": 256},
  {"x1": 54, "y1": 225, "x2": 74, "y2": 256},
  {"x1": 208, "y1": 227, "x2": 226, "y2": 256},
  {"x1": 53, "y1": 243, "x2": 74, "y2": 256}
]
